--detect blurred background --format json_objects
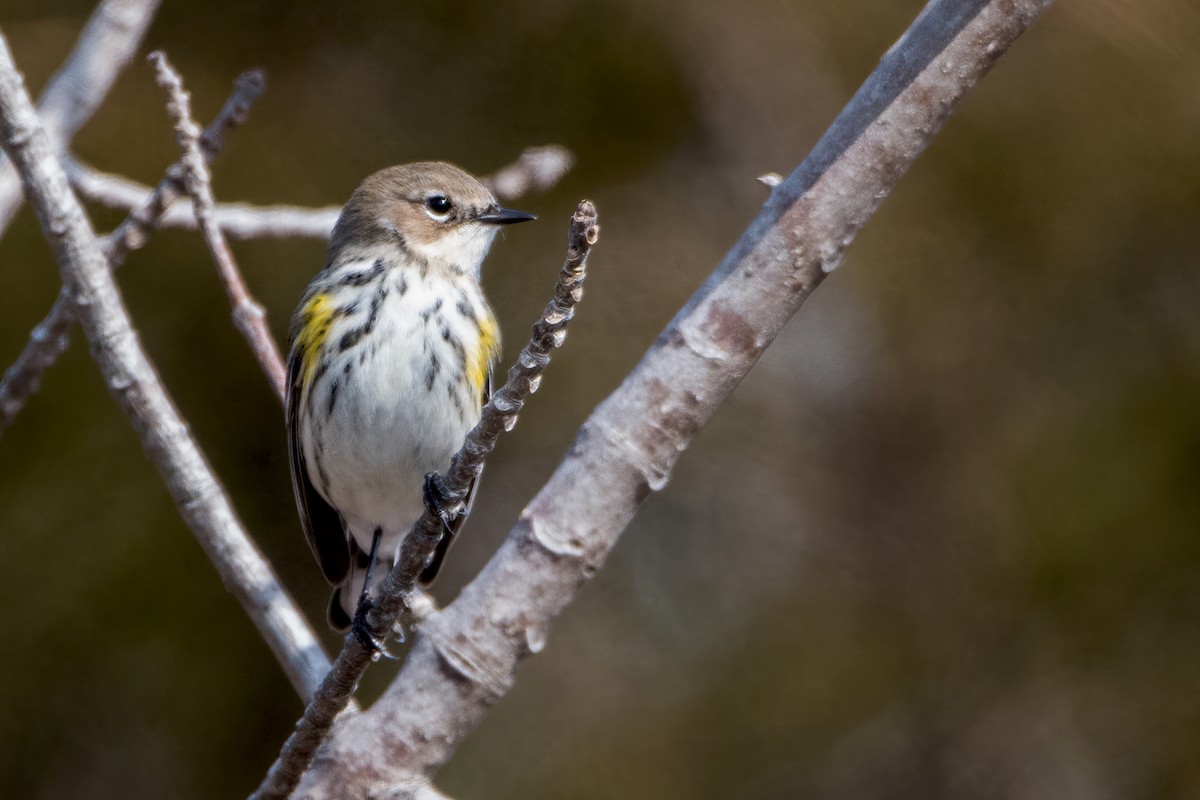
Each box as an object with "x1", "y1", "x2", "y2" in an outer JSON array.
[{"x1": 2, "y1": 0, "x2": 1198, "y2": 797}]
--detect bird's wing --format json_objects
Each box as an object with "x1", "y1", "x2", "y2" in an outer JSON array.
[
  {"x1": 418, "y1": 369, "x2": 492, "y2": 585},
  {"x1": 286, "y1": 347, "x2": 350, "y2": 585}
]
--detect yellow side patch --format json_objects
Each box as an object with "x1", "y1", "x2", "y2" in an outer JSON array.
[
  {"x1": 469, "y1": 312, "x2": 501, "y2": 395},
  {"x1": 296, "y1": 293, "x2": 335, "y2": 389}
]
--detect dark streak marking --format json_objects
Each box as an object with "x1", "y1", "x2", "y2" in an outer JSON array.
[
  {"x1": 425, "y1": 352, "x2": 441, "y2": 391},
  {"x1": 336, "y1": 258, "x2": 386, "y2": 288},
  {"x1": 445, "y1": 378, "x2": 465, "y2": 415},
  {"x1": 420, "y1": 297, "x2": 444, "y2": 323},
  {"x1": 327, "y1": 378, "x2": 340, "y2": 417},
  {"x1": 340, "y1": 327, "x2": 366, "y2": 352},
  {"x1": 338, "y1": 280, "x2": 389, "y2": 353}
]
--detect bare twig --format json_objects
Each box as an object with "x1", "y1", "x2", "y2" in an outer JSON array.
[
  {"x1": 149, "y1": 52, "x2": 286, "y2": 402},
  {"x1": 482, "y1": 145, "x2": 574, "y2": 200},
  {"x1": 249, "y1": 201, "x2": 599, "y2": 800},
  {"x1": 69, "y1": 158, "x2": 342, "y2": 239},
  {"x1": 0, "y1": 36, "x2": 335, "y2": 704},
  {"x1": 0, "y1": 69, "x2": 265, "y2": 438},
  {"x1": 0, "y1": 0, "x2": 162, "y2": 236},
  {"x1": 290, "y1": 0, "x2": 1052, "y2": 796},
  {"x1": 66, "y1": 144, "x2": 574, "y2": 241}
]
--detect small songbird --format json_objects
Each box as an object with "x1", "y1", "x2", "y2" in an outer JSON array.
[{"x1": 286, "y1": 162, "x2": 535, "y2": 632}]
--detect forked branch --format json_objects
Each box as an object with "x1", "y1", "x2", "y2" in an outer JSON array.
[
  {"x1": 0, "y1": 69, "x2": 265, "y2": 437},
  {"x1": 0, "y1": 36, "x2": 333, "y2": 704},
  {"x1": 150, "y1": 51, "x2": 287, "y2": 401}
]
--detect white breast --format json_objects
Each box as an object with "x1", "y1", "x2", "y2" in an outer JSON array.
[{"x1": 299, "y1": 263, "x2": 491, "y2": 557}]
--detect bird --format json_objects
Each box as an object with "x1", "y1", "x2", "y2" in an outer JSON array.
[{"x1": 285, "y1": 161, "x2": 535, "y2": 634}]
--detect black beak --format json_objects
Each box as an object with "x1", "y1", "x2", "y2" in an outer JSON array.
[{"x1": 477, "y1": 206, "x2": 537, "y2": 225}]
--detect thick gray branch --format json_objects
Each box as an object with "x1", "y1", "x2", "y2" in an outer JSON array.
[
  {"x1": 293, "y1": 0, "x2": 1052, "y2": 796},
  {"x1": 0, "y1": 35, "x2": 333, "y2": 705},
  {"x1": 0, "y1": 0, "x2": 161, "y2": 235}
]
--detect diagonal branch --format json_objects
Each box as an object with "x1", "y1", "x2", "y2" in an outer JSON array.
[
  {"x1": 0, "y1": 36, "x2": 336, "y2": 705},
  {"x1": 0, "y1": 0, "x2": 162, "y2": 236},
  {"x1": 249, "y1": 201, "x2": 599, "y2": 800},
  {"x1": 289, "y1": 0, "x2": 1053, "y2": 797},
  {"x1": 65, "y1": 144, "x2": 575, "y2": 241},
  {"x1": 0, "y1": 69, "x2": 265, "y2": 438},
  {"x1": 150, "y1": 51, "x2": 287, "y2": 402}
]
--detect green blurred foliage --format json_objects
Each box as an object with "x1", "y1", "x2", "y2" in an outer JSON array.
[{"x1": 1, "y1": 1, "x2": 1198, "y2": 797}]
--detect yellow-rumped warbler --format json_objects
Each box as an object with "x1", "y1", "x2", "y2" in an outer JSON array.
[{"x1": 286, "y1": 162, "x2": 534, "y2": 631}]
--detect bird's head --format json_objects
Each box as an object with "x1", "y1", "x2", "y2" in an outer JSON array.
[{"x1": 329, "y1": 161, "x2": 536, "y2": 276}]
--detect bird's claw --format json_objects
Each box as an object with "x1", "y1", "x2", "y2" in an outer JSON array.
[
  {"x1": 422, "y1": 472, "x2": 456, "y2": 530},
  {"x1": 351, "y1": 596, "x2": 399, "y2": 661}
]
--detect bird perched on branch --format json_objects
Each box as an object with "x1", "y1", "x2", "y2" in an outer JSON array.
[{"x1": 286, "y1": 162, "x2": 535, "y2": 635}]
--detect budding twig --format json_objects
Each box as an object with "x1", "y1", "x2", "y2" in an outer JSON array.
[
  {"x1": 149, "y1": 51, "x2": 287, "y2": 402},
  {"x1": 0, "y1": 68, "x2": 265, "y2": 437},
  {"x1": 248, "y1": 200, "x2": 600, "y2": 800},
  {"x1": 376, "y1": 201, "x2": 599, "y2": 621}
]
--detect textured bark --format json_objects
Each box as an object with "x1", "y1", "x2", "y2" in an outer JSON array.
[
  {"x1": 291, "y1": 0, "x2": 1053, "y2": 797},
  {"x1": 0, "y1": 35, "x2": 333, "y2": 704},
  {"x1": 0, "y1": 0, "x2": 161, "y2": 234},
  {"x1": 0, "y1": 69, "x2": 264, "y2": 438}
]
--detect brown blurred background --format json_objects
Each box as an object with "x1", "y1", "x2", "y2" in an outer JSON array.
[{"x1": 1, "y1": 1, "x2": 1198, "y2": 797}]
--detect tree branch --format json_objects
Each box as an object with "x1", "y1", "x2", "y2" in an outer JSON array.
[
  {"x1": 65, "y1": 144, "x2": 575, "y2": 241},
  {"x1": 482, "y1": 145, "x2": 574, "y2": 200},
  {"x1": 0, "y1": 35, "x2": 335, "y2": 705},
  {"x1": 150, "y1": 51, "x2": 287, "y2": 402},
  {"x1": 289, "y1": 0, "x2": 1052, "y2": 796},
  {"x1": 0, "y1": 69, "x2": 265, "y2": 438},
  {"x1": 68, "y1": 157, "x2": 342, "y2": 239},
  {"x1": 249, "y1": 201, "x2": 599, "y2": 800},
  {"x1": 0, "y1": 0, "x2": 162, "y2": 236}
]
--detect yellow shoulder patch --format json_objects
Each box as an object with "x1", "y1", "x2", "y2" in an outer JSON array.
[
  {"x1": 295, "y1": 293, "x2": 335, "y2": 389},
  {"x1": 468, "y1": 312, "x2": 501, "y2": 396}
]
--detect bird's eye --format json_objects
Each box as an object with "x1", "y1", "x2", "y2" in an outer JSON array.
[{"x1": 425, "y1": 195, "x2": 453, "y2": 219}]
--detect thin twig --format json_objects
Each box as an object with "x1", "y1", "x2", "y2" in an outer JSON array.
[
  {"x1": 0, "y1": 37, "x2": 335, "y2": 704},
  {"x1": 290, "y1": 1, "x2": 1052, "y2": 796},
  {"x1": 65, "y1": 144, "x2": 575, "y2": 241},
  {"x1": 149, "y1": 51, "x2": 286, "y2": 402},
  {"x1": 0, "y1": 69, "x2": 265, "y2": 437},
  {"x1": 0, "y1": 0, "x2": 162, "y2": 236},
  {"x1": 248, "y1": 201, "x2": 600, "y2": 800},
  {"x1": 482, "y1": 145, "x2": 574, "y2": 200},
  {"x1": 69, "y1": 158, "x2": 342, "y2": 239}
]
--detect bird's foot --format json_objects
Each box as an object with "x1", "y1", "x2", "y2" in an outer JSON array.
[
  {"x1": 422, "y1": 472, "x2": 458, "y2": 531},
  {"x1": 351, "y1": 596, "x2": 399, "y2": 661}
]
